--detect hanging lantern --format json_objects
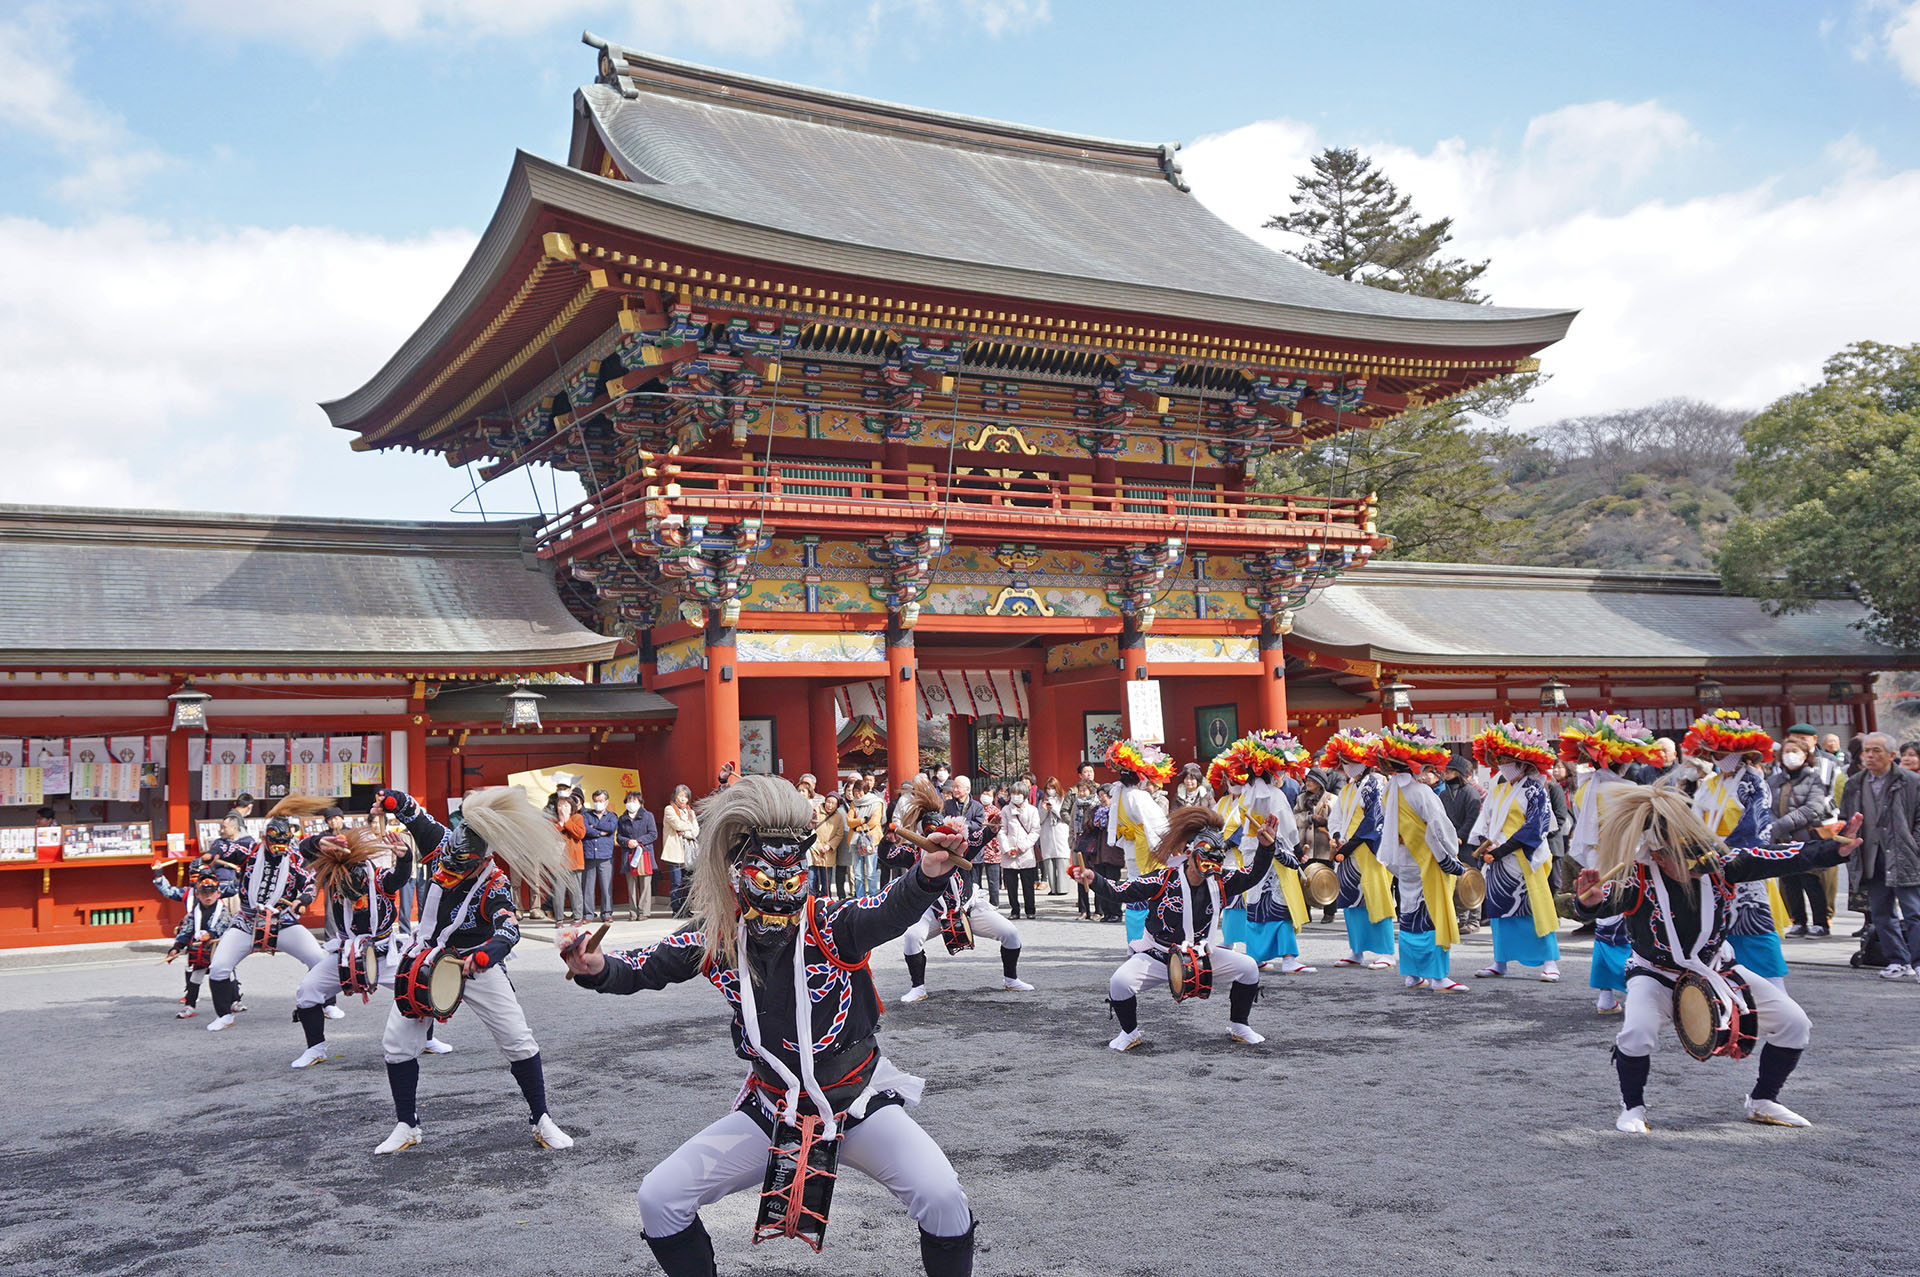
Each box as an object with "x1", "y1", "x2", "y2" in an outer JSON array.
[
  {"x1": 502, "y1": 682, "x2": 546, "y2": 730},
  {"x1": 1694, "y1": 676, "x2": 1724, "y2": 707},
  {"x1": 1380, "y1": 679, "x2": 1414, "y2": 713},
  {"x1": 1538, "y1": 677, "x2": 1570, "y2": 710},
  {"x1": 1827, "y1": 677, "x2": 1855, "y2": 702},
  {"x1": 168, "y1": 682, "x2": 211, "y2": 731}
]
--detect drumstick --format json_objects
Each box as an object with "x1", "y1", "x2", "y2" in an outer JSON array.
[
  {"x1": 561, "y1": 922, "x2": 610, "y2": 982},
  {"x1": 887, "y1": 823, "x2": 973, "y2": 872}
]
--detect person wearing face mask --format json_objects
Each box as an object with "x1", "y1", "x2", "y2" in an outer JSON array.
[
  {"x1": 1372, "y1": 723, "x2": 1474, "y2": 992},
  {"x1": 1433, "y1": 756, "x2": 1485, "y2": 936},
  {"x1": 1685, "y1": 711, "x2": 1791, "y2": 987},
  {"x1": 581, "y1": 789, "x2": 621, "y2": 924},
  {"x1": 1104, "y1": 740, "x2": 1175, "y2": 943},
  {"x1": 1560, "y1": 711, "x2": 1663, "y2": 1013},
  {"x1": 1768, "y1": 733, "x2": 1839, "y2": 937},
  {"x1": 1318, "y1": 729, "x2": 1395, "y2": 969},
  {"x1": 1209, "y1": 732, "x2": 1317, "y2": 975},
  {"x1": 1466, "y1": 724, "x2": 1563, "y2": 984},
  {"x1": 619, "y1": 790, "x2": 659, "y2": 920},
  {"x1": 1572, "y1": 787, "x2": 1862, "y2": 1132}
]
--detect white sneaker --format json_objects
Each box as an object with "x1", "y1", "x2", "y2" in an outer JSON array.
[
  {"x1": 290, "y1": 1044, "x2": 329, "y2": 1069},
  {"x1": 374, "y1": 1122, "x2": 422, "y2": 1155},
  {"x1": 533, "y1": 1114, "x2": 575, "y2": 1149},
  {"x1": 899, "y1": 985, "x2": 930, "y2": 1003},
  {"x1": 1107, "y1": 1028, "x2": 1144, "y2": 1052},
  {"x1": 421, "y1": 1038, "x2": 454, "y2": 1055},
  {"x1": 1879, "y1": 964, "x2": 1912, "y2": 981},
  {"x1": 1002, "y1": 977, "x2": 1034, "y2": 991},
  {"x1": 322, "y1": 1004, "x2": 346, "y2": 1021},
  {"x1": 1744, "y1": 1097, "x2": 1811, "y2": 1127},
  {"x1": 1615, "y1": 1105, "x2": 1650, "y2": 1133},
  {"x1": 175, "y1": 1007, "x2": 197, "y2": 1019},
  {"x1": 206, "y1": 1014, "x2": 236, "y2": 1032},
  {"x1": 1228, "y1": 1023, "x2": 1266, "y2": 1045}
]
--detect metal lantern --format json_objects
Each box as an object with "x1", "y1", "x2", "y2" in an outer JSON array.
[
  {"x1": 1827, "y1": 677, "x2": 1855, "y2": 702},
  {"x1": 502, "y1": 682, "x2": 546, "y2": 730},
  {"x1": 168, "y1": 683, "x2": 211, "y2": 731},
  {"x1": 1538, "y1": 677, "x2": 1570, "y2": 710},
  {"x1": 1694, "y1": 676, "x2": 1724, "y2": 707},
  {"x1": 1380, "y1": 679, "x2": 1415, "y2": 713}
]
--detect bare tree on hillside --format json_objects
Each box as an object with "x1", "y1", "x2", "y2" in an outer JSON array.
[{"x1": 1541, "y1": 398, "x2": 1749, "y2": 486}]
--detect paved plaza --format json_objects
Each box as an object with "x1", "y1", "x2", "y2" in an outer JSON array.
[{"x1": 4, "y1": 898, "x2": 1917, "y2": 1277}]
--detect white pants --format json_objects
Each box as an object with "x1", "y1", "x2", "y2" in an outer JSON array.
[
  {"x1": 1108, "y1": 946, "x2": 1259, "y2": 1002},
  {"x1": 294, "y1": 936, "x2": 388, "y2": 1009},
  {"x1": 901, "y1": 895, "x2": 1021, "y2": 957},
  {"x1": 1616, "y1": 964, "x2": 1811, "y2": 1057},
  {"x1": 208, "y1": 922, "x2": 325, "y2": 982},
  {"x1": 636, "y1": 1104, "x2": 971, "y2": 1239},
  {"x1": 381, "y1": 964, "x2": 538, "y2": 1064}
]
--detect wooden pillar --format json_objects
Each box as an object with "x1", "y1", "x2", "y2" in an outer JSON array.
[
  {"x1": 1094, "y1": 453, "x2": 1119, "y2": 514},
  {"x1": 1026, "y1": 672, "x2": 1060, "y2": 782},
  {"x1": 407, "y1": 682, "x2": 429, "y2": 810},
  {"x1": 886, "y1": 622, "x2": 918, "y2": 792},
  {"x1": 705, "y1": 616, "x2": 741, "y2": 784},
  {"x1": 1119, "y1": 618, "x2": 1148, "y2": 735},
  {"x1": 948, "y1": 715, "x2": 974, "y2": 778},
  {"x1": 166, "y1": 728, "x2": 192, "y2": 850},
  {"x1": 809, "y1": 682, "x2": 840, "y2": 786},
  {"x1": 1256, "y1": 621, "x2": 1288, "y2": 731}
]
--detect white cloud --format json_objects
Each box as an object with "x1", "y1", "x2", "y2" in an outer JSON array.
[
  {"x1": 0, "y1": 8, "x2": 170, "y2": 203},
  {"x1": 1886, "y1": 1, "x2": 1920, "y2": 84},
  {"x1": 1184, "y1": 104, "x2": 1920, "y2": 431},
  {"x1": 0, "y1": 214, "x2": 584, "y2": 519}
]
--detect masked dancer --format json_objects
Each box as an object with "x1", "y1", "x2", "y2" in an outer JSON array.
[
  {"x1": 373, "y1": 786, "x2": 574, "y2": 1155},
  {"x1": 203, "y1": 800, "x2": 325, "y2": 1032},
  {"x1": 288, "y1": 825, "x2": 414, "y2": 1069},
  {"x1": 1561, "y1": 711, "x2": 1660, "y2": 1013},
  {"x1": 562, "y1": 775, "x2": 979, "y2": 1277},
  {"x1": 892, "y1": 779, "x2": 1032, "y2": 1002},
  {"x1": 1466, "y1": 723, "x2": 1563, "y2": 983},
  {"x1": 1072, "y1": 804, "x2": 1292, "y2": 1050},
  {"x1": 1209, "y1": 732, "x2": 1317, "y2": 974},
  {"x1": 1572, "y1": 787, "x2": 1860, "y2": 1131},
  {"x1": 161, "y1": 860, "x2": 237, "y2": 1018},
  {"x1": 1686, "y1": 710, "x2": 1789, "y2": 986}
]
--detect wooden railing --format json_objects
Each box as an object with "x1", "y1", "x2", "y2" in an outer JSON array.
[{"x1": 540, "y1": 453, "x2": 1373, "y2": 554}]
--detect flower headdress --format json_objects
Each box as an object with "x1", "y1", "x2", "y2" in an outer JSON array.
[
  {"x1": 1209, "y1": 731, "x2": 1312, "y2": 792},
  {"x1": 1374, "y1": 721, "x2": 1451, "y2": 771},
  {"x1": 1557, "y1": 709, "x2": 1661, "y2": 769},
  {"x1": 1682, "y1": 709, "x2": 1775, "y2": 764},
  {"x1": 1470, "y1": 721, "x2": 1557, "y2": 773},
  {"x1": 1317, "y1": 727, "x2": 1379, "y2": 769},
  {"x1": 1105, "y1": 738, "x2": 1174, "y2": 786}
]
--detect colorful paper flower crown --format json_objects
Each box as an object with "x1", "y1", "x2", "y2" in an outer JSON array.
[
  {"x1": 1317, "y1": 727, "x2": 1379, "y2": 769},
  {"x1": 1558, "y1": 709, "x2": 1661, "y2": 768},
  {"x1": 1374, "y1": 722, "x2": 1451, "y2": 770},
  {"x1": 1207, "y1": 731, "x2": 1312, "y2": 791},
  {"x1": 1105, "y1": 738, "x2": 1175, "y2": 786},
  {"x1": 1471, "y1": 721, "x2": 1556, "y2": 773},
  {"x1": 1682, "y1": 709, "x2": 1775, "y2": 763}
]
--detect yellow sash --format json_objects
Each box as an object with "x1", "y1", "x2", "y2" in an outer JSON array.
[
  {"x1": 1114, "y1": 793, "x2": 1160, "y2": 872},
  {"x1": 1699, "y1": 776, "x2": 1790, "y2": 934},
  {"x1": 1398, "y1": 793, "x2": 1459, "y2": 949},
  {"x1": 1492, "y1": 782, "x2": 1560, "y2": 938},
  {"x1": 1355, "y1": 846, "x2": 1395, "y2": 925},
  {"x1": 1219, "y1": 796, "x2": 1310, "y2": 928},
  {"x1": 1331, "y1": 783, "x2": 1365, "y2": 841}
]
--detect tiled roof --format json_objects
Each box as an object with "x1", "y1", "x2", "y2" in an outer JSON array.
[{"x1": 0, "y1": 506, "x2": 618, "y2": 669}]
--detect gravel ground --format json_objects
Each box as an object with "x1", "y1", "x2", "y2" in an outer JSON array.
[{"x1": 3, "y1": 898, "x2": 1917, "y2": 1277}]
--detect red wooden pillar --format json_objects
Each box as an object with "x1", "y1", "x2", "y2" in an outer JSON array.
[
  {"x1": 948, "y1": 715, "x2": 974, "y2": 778},
  {"x1": 1257, "y1": 621, "x2": 1288, "y2": 731},
  {"x1": 705, "y1": 618, "x2": 741, "y2": 784},
  {"x1": 809, "y1": 682, "x2": 840, "y2": 786},
  {"x1": 1119, "y1": 618, "x2": 1148, "y2": 736},
  {"x1": 408, "y1": 682, "x2": 429, "y2": 811},
  {"x1": 1027, "y1": 672, "x2": 1060, "y2": 783},
  {"x1": 166, "y1": 727, "x2": 192, "y2": 850},
  {"x1": 886, "y1": 623, "x2": 918, "y2": 792}
]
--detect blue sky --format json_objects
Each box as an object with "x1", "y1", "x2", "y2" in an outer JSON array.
[{"x1": 3, "y1": 0, "x2": 1918, "y2": 518}]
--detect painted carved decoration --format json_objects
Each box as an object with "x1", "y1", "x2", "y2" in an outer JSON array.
[
  {"x1": 631, "y1": 513, "x2": 771, "y2": 629},
  {"x1": 866, "y1": 526, "x2": 947, "y2": 628},
  {"x1": 1103, "y1": 539, "x2": 1186, "y2": 632}
]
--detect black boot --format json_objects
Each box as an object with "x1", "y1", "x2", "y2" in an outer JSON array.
[
  {"x1": 644, "y1": 1217, "x2": 717, "y2": 1277},
  {"x1": 920, "y1": 1218, "x2": 977, "y2": 1277}
]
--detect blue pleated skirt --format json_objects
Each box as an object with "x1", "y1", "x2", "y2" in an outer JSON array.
[
  {"x1": 1728, "y1": 930, "x2": 1788, "y2": 978},
  {"x1": 1398, "y1": 926, "x2": 1449, "y2": 979},
  {"x1": 1343, "y1": 908, "x2": 1395, "y2": 957},
  {"x1": 1125, "y1": 903, "x2": 1147, "y2": 943},
  {"x1": 1489, "y1": 915, "x2": 1561, "y2": 967},
  {"x1": 1588, "y1": 938, "x2": 1629, "y2": 992},
  {"x1": 1240, "y1": 917, "x2": 1298, "y2": 963}
]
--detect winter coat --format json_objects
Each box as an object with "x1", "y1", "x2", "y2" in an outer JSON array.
[
  {"x1": 661, "y1": 803, "x2": 698, "y2": 865},
  {"x1": 1840, "y1": 766, "x2": 1920, "y2": 888},
  {"x1": 581, "y1": 809, "x2": 619, "y2": 861},
  {"x1": 999, "y1": 798, "x2": 1040, "y2": 869},
  {"x1": 1767, "y1": 763, "x2": 1837, "y2": 842}
]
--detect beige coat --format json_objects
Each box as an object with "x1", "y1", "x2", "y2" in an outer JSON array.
[{"x1": 661, "y1": 803, "x2": 699, "y2": 865}]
